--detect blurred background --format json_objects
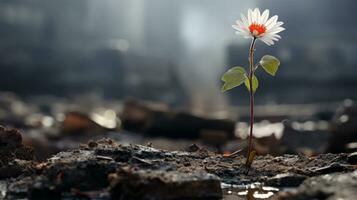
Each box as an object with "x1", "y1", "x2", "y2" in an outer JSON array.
[{"x1": 0, "y1": 0, "x2": 357, "y2": 159}]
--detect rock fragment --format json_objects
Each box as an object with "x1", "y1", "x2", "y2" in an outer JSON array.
[
  {"x1": 265, "y1": 173, "x2": 307, "y2": 187},
  {"x1": 0, "y1": 126, "x2": 34, "y2": 179},
  {"x1": 347, "y1": 152, "x2": 357, "y2": 164},
  {"x1": 109, "y1": 168, "x2": 222, "y2": 200},
  {"x1": 277, "y1": 171, "x2": 357, "y2": 200}
]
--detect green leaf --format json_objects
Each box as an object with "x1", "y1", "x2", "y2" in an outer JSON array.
[
  {"x1": 221, "y1": 66, "x2": 247, "y2": 92},
  {"x1": 244, "y1": 75, "x2": 259, "y2": 93},
  {"x1": 260, "y1": 55, "x2": 280, "y2": 76}
]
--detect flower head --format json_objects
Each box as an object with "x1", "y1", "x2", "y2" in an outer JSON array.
[{"x1": 232, "y1": 8, "x2": 285, "y2": 46}]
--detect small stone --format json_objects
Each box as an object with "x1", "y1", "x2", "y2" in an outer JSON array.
[
  {"x1": 265, "y1": 173, "x2": 307, "y2": 187},
  {"x1": 88, "y1": 140, "x2": 98, "y2": 148},
  {"x1": 311, "y1": 162, "x2": 353, "y2": 175},
  {"x1": 187, "y1": 144, "x2": 200, "y2": 152},
  {"x1": 347, "y1": 152, "x2": 357, "y2": 164},
  {"x1": 0, "y1": 126, "x2": 22, "y2": 149}
]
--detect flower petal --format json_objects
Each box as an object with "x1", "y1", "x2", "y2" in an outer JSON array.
[
  {"x1": 235, "y1": 20, "x2": 245, "y2": 30},
  {"x1": 261, "y1": 9, "x2": 270, "y2": 24},
  {"x1": 241, "y1": 14, "x2": 249, "y2": 26},
  {"x1": 260, "y1": 37, "x2": 273, "y2": 46},
  {"x1": 264, "y1": 15, "x2": 278, "y2": 29},
  {"x1": 254, "y1": 8, "x2": 260, "y2": 23},
  {"x1": 267, "y1": 21, "x2": 284, "y2": 30},
  {"x1": 267, "y1": 27, "x2": 285, "y2": 34},
  {"x1": 248, "y1": 9, "x2": 253, "y2": 24}
]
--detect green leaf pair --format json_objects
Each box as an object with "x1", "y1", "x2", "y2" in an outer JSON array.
[
  {"x1": 244, "y1": 75, "x2": 258, "y2": 93},
  {"x1": 221, "y1": 55, "x2": 280, "y2": 93}
]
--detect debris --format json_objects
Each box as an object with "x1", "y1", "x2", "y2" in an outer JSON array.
[
  {"x1": 0, "y1": 138, "x2": 355, "y2": 199},
  {"x1": 347, "y1": 152, "x2": 357, "y2": 164},
  {"x1": 187, "y1": 144, "x2": 200, "y2": 152},
  {"x1": 310, "y1": 162, "x2": 354, "y2": 175},
  {"x1": 277, "y1": 171, "x2": 357, "y2": 200},
  {"x1": 327, "y1": 100, "x2": 357, "y2": 153},
  {"x1": 61, "y1": 112, "x2": 112, "y2": 135},
  {"x1": 109, "y1": 168, "x2": 222, "y2": 200},
  {"x1": 0, "y1": 126, "x2": 34, "y2": 179},
  {"x1": 265, "y1": 173, "x2": 307, "y2": 187},
  {"x1": 121, "y1": 99, "x2": 235, "y2": 140}
]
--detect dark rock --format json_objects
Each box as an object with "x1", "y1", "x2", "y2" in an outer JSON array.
[
  {"x1": 280, "y1": 121, "x2": 331, "y2": 155},
  {"x1": 61, "y1": 111, "x2": 111, "y2": 135},
  {"x1": 0, "y1": 125, "x2": 22, "y2": 149},
  {"x1": 120, "y1": 99, "x2": 235, "y2": 140},
  {"x1": 309, "y1": 162, "x2": 354, "y2": 175},
  {"x1": 87, "y1": 140, "x2": 98, "y2": 148},
  {"x1": 347, "y1": 152, "x2": 357, "y2": 164},
  {"x1": 109, "y1": 167, "x2": 222, "y2": 200},
  {"x1": 265, "y1": 173, "x2": 307, "y2": 187},
  {"x1": 326, "y1": 99, "x2": 357, "y2": 153},
  {"x1": 187, "y1": 144, "x2": 200, "y2": 152},
  {"x1": 0, "y1": 160, "x2": 34, "y2": 179},
  {"x1": 0, "y1": 126, "x2": 34, "y2": 179},
  {"x1": 6, "y1": 176, "x2": 33, "y2": 199},
  {"x1": 7, "y1": 176, "x2": 61, "y2": 200},
  {"x1": 28, "y1": 177, "x2": 61, "y2": 200},
  {"x1": 1, "y1": 139, "x2": 355, "y2": 199},
  {"x1": 277, "y1": 171, "x2": 357, "y2": 200}
]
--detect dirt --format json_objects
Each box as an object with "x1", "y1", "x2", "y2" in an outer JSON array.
[
  {"x1": 1, "y1": 136, "x2": 356, "y2": 199},
  {"x1": 109, "y1": 168, "x2": 222, "y2": 200},
  {"x1": 0, "y1": 126, "x2": 34, "y2": 179}
]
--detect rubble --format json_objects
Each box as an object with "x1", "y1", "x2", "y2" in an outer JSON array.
[
  {"x1": 347, "y1": 152, "x2": 357, "y2": 164},
  {"x1": 0, "y1": 95, "x2": 356, "y2": 199},
  {"x1": 277, "y1": 171, "x2": 357, "y2": 200},
  {"x1": 265, "y1": 173, "x2": 307, "y2": 187},
  {"x1": 0, "y1": 126, "x2": 34, "y2": 179},
  {"x1": 1, "y1": 138, "x2": 355, "y2": 199},
  {"x1": 121, "y1": 99, "x2": 235, "y2": 141},
  {"x1": 109, "y1": 168, "x2": 222, "y2": 200},
  {"x1": 327, "y1": 99, "x2": 357, "y2": 153}
]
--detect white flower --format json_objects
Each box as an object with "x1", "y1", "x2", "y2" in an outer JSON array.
[{"x1": 232, "y1": 8, "x2": 285, "y2": 46}]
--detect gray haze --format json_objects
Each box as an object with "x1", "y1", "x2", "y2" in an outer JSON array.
[{"x1": 0, "y1": 0, "x2": 356, "y2": 115}]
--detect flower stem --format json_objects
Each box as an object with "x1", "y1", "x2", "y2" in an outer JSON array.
[{"x1": 245, "y1": 37, "x2": 256, "y2": 167}]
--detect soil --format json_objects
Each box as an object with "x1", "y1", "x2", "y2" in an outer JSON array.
[
  {"x1": 1, "y1": 136, "x2": 356, "y2": 200},
  {"x1": 0, "y1": 126, "x2": 35, "y2": 179}
]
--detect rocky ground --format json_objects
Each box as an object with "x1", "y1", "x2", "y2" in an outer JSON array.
[
  {"x1": 1, "y1": 94, "x2": 357, "y2": 199},
  {"x1": 1, "y1": 127, "x2": 357, "y2": 200}
]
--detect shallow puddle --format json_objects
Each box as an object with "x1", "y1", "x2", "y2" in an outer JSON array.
[{"x1": 222, "y1": 182, "x2": 279, "y2": 200}]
